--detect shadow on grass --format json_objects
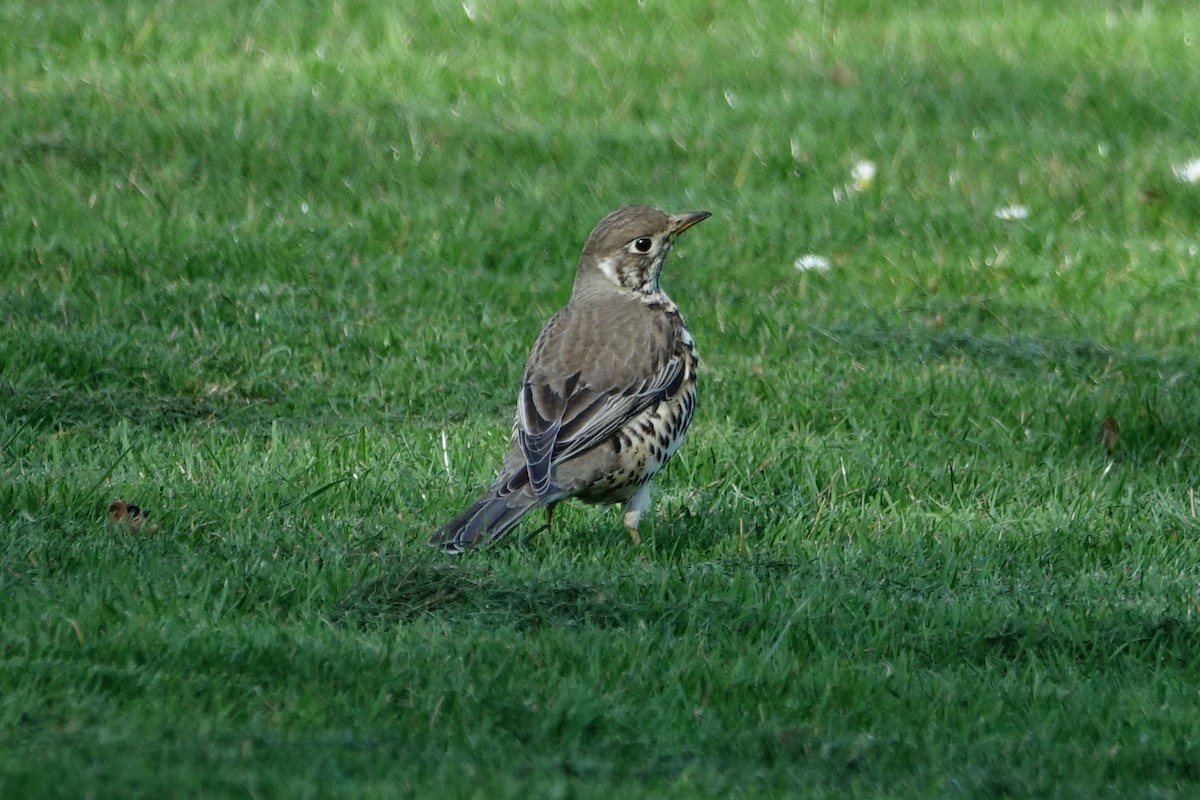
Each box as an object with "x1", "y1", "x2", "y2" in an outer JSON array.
[
  {"x1": 825, "y1": 321, "x2": 1196, "y2": 380},
  {"x1": 339, "y1": 559, "x2": 636, "y2": 629},
  {"x1": 0, "y1": 380, "x2": 239, "y2": 430},
  {"x1": 824, "y1": 321, "x2": 1200, "y2": 464},
  {"x1": 337, "y1": 553, "x2": 808, "y2": 632},
  {"x1": 965, "y1": 614, "x2": 1200, "y2": 669},
  {"x1": 342, "y1": 550, "x2": 1200, "y2": 682}
]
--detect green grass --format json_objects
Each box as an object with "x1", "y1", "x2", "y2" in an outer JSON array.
[{"x1": 3, "y1": 0, "x2": 1200, "y2": 796}]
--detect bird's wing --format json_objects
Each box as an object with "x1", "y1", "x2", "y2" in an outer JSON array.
[{"x1": 516, "y1": 307, "x2": 684, "y2": 498}]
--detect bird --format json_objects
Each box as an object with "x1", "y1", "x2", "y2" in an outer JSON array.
[
  {"x1": 108, "y1": 499, "x2": 151, "y2": 533},
  {"x1": 430, "y1": 204, "x2": 711, "y2": 553}
]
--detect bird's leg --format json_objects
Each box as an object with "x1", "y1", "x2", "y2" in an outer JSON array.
[
  {"x1": 621, "y1": 485, "x2": 651, "y2": 547},
  {"x1": 517, "y1": 502, "x2": 555, "y2": 546}
]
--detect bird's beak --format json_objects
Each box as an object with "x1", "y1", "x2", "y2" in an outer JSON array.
[{"x1": 668, "y1": 210, "x2": 712, "y2": 238}]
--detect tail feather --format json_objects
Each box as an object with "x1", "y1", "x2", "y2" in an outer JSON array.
[{"x1": 429, "y1": 481, "x2": 541, "y2": 553}]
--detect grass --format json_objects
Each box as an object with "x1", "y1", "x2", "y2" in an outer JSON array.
[{"x1": 3, "y1": 0, "x2": 1200, "y2": 796}]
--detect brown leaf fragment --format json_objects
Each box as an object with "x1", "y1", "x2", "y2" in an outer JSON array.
[{"x1": 1100, "y1": 417, "x2": 1120, "y2": 454}]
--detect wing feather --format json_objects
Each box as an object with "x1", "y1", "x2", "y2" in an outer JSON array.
[{"x1": 515, "y1": 302, "x2": 685, "y2": 499}]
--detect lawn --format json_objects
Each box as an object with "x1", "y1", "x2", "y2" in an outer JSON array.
[{"x1": 3, "y1": 0, "x2": 1200, "y2": 797}]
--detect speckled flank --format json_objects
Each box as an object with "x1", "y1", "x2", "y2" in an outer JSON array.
[{"x1": 577, "y1": 308, "x2": 697, "y2": 505}]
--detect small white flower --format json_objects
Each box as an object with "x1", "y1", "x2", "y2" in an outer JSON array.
[
  {"x1": 1173, "y1": 158, "x2": 1200, "y2": 184},
  {"x1": 793, "y1": 254, "x2": 831, "y2": 272},
  {"x1": 850, "y1": 160, "x2": 876, "y2": 192},
  {"x1": 994, "y1": 204, "x2": 1029, "y2": 221}
]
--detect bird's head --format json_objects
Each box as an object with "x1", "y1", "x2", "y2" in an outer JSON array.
[{"x1": 574, "y1": 205, "x2": 710, "y2": 298}]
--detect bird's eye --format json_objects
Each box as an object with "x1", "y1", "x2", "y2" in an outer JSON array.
[{"x1": 633, "y1": 237, "x2": 653, "y2": 253}]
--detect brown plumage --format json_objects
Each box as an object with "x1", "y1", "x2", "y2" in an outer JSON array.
[
  {"x1": 108, "y1": 499, "x2": 150, "y2": 533},
  {"x1": 430, "y1": 205, "x2": 710, "y2": 553}
]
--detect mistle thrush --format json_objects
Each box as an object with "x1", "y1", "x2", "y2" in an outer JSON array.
[{"x1": 430, "y1": 204, "x2": 710, "y2": 553}]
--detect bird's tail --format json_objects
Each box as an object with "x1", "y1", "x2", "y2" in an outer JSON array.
[{"x1": 429, "y1": 475, "x2": 542, "y2": 553}]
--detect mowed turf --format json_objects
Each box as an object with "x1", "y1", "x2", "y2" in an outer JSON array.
[{"x1": 3, "y1": 1, "x2": 1200, "y2": 797}]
